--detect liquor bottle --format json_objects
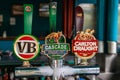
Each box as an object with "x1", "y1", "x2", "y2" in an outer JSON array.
[{"x1": 3, "y1": 68, "x2": 8, "y2": 80}]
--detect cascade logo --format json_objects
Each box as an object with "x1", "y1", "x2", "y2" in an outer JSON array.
[{"x1": 14, "y1": 35, "x2": 39, "y2": 60}]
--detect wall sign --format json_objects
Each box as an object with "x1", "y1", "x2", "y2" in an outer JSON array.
[{"x1": 12, "y1": 4, "x2": 23, "y2": 15}]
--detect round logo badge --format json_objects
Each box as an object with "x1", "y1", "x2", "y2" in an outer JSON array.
[
  {"x1": 25, "y1": 6, "x2": 31, "y2": 12},
  {"x1": 72, "y1": 29, "x2": 98, "y2": 59},
  {"x1": 42, "y1": 32, "x2": 70, "y2": 59},
  {"x1": 14, "y1": 35, "x2": 39, "y2": 61}
]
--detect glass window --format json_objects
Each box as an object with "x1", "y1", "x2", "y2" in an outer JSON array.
[{"x1": 78, "y1": 4, "x2": 96, "y2": 30}]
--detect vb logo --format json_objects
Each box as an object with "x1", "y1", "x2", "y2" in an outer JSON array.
[
  {"x1": 14, "y1": 35, "x2": 39, "y2": 60},
  {"x1": 25, "y1": 6, "x2": 31, "y2": 12}
]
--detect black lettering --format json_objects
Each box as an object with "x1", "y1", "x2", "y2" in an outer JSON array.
[
  {"x1": 27, "y1": 42, "x2": 36, "y2": 53},
  {"x1": 17, "y1": 42, "x2": 27, "y2": 53}
]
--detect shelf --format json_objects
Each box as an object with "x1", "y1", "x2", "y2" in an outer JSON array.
[
  {"x1": 0, "y1": 37, "x2": 15, "y2": 40},
  {"x1": 0, "y1": 36, "x2": 45, "y2": 40}
]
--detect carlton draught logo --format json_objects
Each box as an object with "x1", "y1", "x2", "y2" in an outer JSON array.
[
  {"x1": 72, "y1": 29, "x2": 98, "y2": 59},
  {"x1": 14, "y1": 35, "x2": 39, "y2": 60}
]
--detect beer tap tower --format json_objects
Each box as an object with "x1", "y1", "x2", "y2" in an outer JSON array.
[
  {"x1": 14, "y1": 30, "x2": 100, "y2": 80},
  {"x1": 14, "y1": 3, "x2": 100, "y2": 80}
]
